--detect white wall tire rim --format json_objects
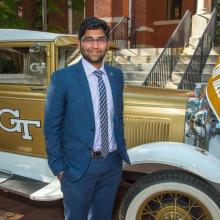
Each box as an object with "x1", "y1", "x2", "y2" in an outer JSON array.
[{"x1": 125, "y1": 182, "x2": 220, "y2": 220}]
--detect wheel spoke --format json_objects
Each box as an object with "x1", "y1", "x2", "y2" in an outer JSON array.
[
  {"x1": 182, "y1": 200, "x2": 197, "y2": 219},
  {"x1": 120, "y1": 172, "x2": 218, "y2": 220},
  {"x1": 137, "y1": 191, "x2": 212, "y2": 220}
]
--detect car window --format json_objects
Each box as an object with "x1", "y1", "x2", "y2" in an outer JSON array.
[
  {"x1": 0, "y1": 45, "x2": 46, "y2": 85},
  {"x1": 57, "y1": 45, "x2": 78, "y2": 69}
]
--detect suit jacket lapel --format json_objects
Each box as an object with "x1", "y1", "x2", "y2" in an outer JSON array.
[
  {"x1": 74, "y1": 62, "x2": 117, "y2": 119},
  {"x1": 105, "y1": 64, "x2": 117, "y2": 114},
  {"x1": 75, "y1": 61, "x2": 94, "y2": 118}
]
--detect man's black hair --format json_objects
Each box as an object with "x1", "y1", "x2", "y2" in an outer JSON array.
[{"x1": 78, "y1": 17, "x2": 110, "y2": 40}]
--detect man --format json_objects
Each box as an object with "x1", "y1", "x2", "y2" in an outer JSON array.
[{"x1": 44, "y1": 17, "x2": 130, "y2": 220}]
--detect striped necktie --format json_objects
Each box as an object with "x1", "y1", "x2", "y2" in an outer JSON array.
[{"x1": 94, "y1": 69, "x2": 109, "y2": 158}]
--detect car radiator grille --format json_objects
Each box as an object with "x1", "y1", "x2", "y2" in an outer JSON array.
[{"x1": 124, "y1": 116, "x2": 171, "y2": 148}]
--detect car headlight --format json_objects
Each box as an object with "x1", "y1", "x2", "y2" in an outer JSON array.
[
  {"x1": 193, "y1": 109, "x2": 208, "y2": 127},
  {"x1": 185, "y1": 83, "x2": 218, "y2": 148},
  {"x1": 192, "y1": 109, "x2": 209, "y2": 138}
]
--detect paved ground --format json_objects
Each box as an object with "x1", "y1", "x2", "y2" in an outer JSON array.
[
  {"x1": 0, "y1": 187, "x2": 126, "y2": 220},
  {"x1": 0, "y1": 190, "x2": 64, "y2": 220}
]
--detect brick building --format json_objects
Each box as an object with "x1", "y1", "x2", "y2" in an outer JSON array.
[
  {"x1": 91, "y1": 0, "x2": 197, "y2": 47},
  {"x1": 21, "y1": 0, "x2": 212, "y2": 48}
]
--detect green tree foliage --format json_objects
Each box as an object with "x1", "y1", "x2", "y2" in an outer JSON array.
[
  {"x1": 71, "y1": 0, "x2": 84, "y2": 11},
  {"x1": 36, "y1": 0, "x2": 84, "y2": 33},
  {"x1": 0, "y1": 0, "x2": 84, "y2": 32},
  {"x1": 35, "y1": 0, "x2": 66, "y2": 32},
  {"x1": 0, "y1": 0, "x2": 27, "y2": 28},
  {"x1": 47, "y1": 0, "x2": 64, "y2": 15}
]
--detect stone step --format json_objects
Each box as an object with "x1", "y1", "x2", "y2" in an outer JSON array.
[
  {"x1": 171, "y1": 71, "x2": 184, "y2": 78},
  {"x1": 210, "y1": 47, "x2": 220, "y2": 55},
  {"x1": 183, "y1": 46, "x2": 220, "y2": 56},
  {"x1": 174, "y1": 63, "x2": 188, "y2": 71},
  {"x1": 165, "y1": 81, "x2": 178, "y2": 89},
  {"x1": 169, "y1": 73, "x2": 184, "y2": 87},
  {"x1": 114, "y1": 55, "x2": 159, "y2": 64},
  {"x1": 174, "y1": 57, "x2": 217, "y2": 73},
  {"x1": 181, "y1": 56, "x2": 218, "y2": 65},
  {"x1": 116, "y1": 48, "x2": 164, "y2": 56},
  {"x1": 124, "y1": 80, "x2": 143, "y2": 86},
  {"x1": 122, "y1": 65, "x2": 215, "y2": 86},
  {"x1": 123, "y1": 71, "x2": 149, "y2": 81},
  {"x1": 115, "y1": 46, "x2": 220, "y2": 89},
  {"x1": 116, "y1": 47, "x2": 219, "y2": 61},
  {"x1": 116, "y1": 55, "x2": 216, "y2": 72},
  {"x1": 172, "y1": 53, "x2": 218, "y2": 65},
  {"x1": 116, "y1": 63, "x2": 154, "y2": 71}
]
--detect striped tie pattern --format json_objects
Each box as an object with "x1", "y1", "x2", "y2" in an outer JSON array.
[{"x1": 94, "y1": 70, "x2": 109, "y2": 158}]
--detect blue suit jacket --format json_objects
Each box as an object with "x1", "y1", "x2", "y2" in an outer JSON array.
[{"x1": 44, "y1": 60, "x2": 130, "y2": 182}]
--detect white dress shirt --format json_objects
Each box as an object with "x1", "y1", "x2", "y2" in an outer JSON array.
[{"x1": 82, "y1": 58, "x2": 117, "y2": 152}]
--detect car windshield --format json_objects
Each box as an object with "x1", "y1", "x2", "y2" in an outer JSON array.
[{"x1": 0, "y1": 45, "x2": 46, "y2": 85}]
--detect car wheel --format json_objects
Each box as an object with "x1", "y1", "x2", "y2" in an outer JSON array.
[{"x1": 119, "y1": 170, "x2": 220, "y2": 220}]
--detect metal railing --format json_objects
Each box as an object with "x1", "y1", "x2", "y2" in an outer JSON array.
[
  {"x1": 143, "y1": 10, "x2": 192, "y2": 87},
  {"x1": 110, "y1": 17, "x2": 129, "y2": 49},
  {"x1": 178, "y1": 9, "x2": 216, "y2": 90}
]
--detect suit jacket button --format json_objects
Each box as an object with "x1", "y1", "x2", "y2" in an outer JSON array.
[{"x1": 91, "y1": 128, "x2": 95, "y2": 132}]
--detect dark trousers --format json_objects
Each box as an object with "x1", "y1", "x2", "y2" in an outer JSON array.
[{"x1": 61, "y1": 151, "x2": 122, "y2": 220}]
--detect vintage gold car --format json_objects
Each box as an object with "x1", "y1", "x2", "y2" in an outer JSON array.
[{"x1": 0, "y1": 29, "x2": 220, "y2": 220}]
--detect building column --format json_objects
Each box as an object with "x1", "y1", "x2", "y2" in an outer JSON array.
[
  {"x1": 196, "y1": 0, "x2": 211, "y2": 14},
  {"x1": 68, "y1": 0, "x2": 73, "y2": 34},
  {"x1": 190, "y1": 0, "x2": 212, "y2": 46}
]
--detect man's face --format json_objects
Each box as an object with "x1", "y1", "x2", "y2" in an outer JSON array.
[{"x1": 79, "y1": 28, "x2": 109, "y2": 68}]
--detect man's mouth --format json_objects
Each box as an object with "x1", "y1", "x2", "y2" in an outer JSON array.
[{"x1": 89, "y1": 50, "x2": 101, "y2": 54}]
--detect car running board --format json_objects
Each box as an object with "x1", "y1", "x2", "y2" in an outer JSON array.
[
  {"x1": 0, "y1": 170, "x2": 12, "y2": 183},
  {"x1": 0, "y1": 169, "x2": 63, "y2": 201},
  {"x1": 0, "y1": 170, "x2": 48, "y2": 198}
]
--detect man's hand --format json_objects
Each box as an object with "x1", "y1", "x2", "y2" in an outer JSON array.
[{"x1": 57, "y1": 171, "x2": 64, "y2": 181}]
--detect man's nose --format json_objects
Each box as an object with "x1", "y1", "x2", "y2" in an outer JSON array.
[{"x1": 91, "y1": 40, "x2": 99, "y2": 47}]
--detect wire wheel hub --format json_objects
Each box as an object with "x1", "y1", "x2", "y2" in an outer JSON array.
[{"x1": 137, "y1": 192, "x2": 211, "y2": 220}]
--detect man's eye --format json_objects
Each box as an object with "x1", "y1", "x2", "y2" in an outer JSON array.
[
  {"x1": 82, "y1": 37, "x2": 107, "y2": 44},
  {"x1": 98, "y1": 38, "x2": 107, "y2": 43},
  {"x1": 83, "y1": 38, "x2": 93, "y2": 43}
]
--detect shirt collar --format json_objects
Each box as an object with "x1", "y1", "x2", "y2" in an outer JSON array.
[{"x1": 82, "y1": 57, "x2": 106, "y2": 77}]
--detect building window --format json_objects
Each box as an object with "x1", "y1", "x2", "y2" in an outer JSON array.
[{"x1": 167, "y1": 0, "x2": 181, "y2": 20}]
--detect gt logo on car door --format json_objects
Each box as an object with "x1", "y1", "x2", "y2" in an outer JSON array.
[{"x1": 0, "y1": 108, "x2": 41, "y2": 140}]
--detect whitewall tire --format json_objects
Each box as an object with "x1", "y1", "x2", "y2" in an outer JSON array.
[{"x1": 119, "y1": 170, "x2": 220, "y2": 220}]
